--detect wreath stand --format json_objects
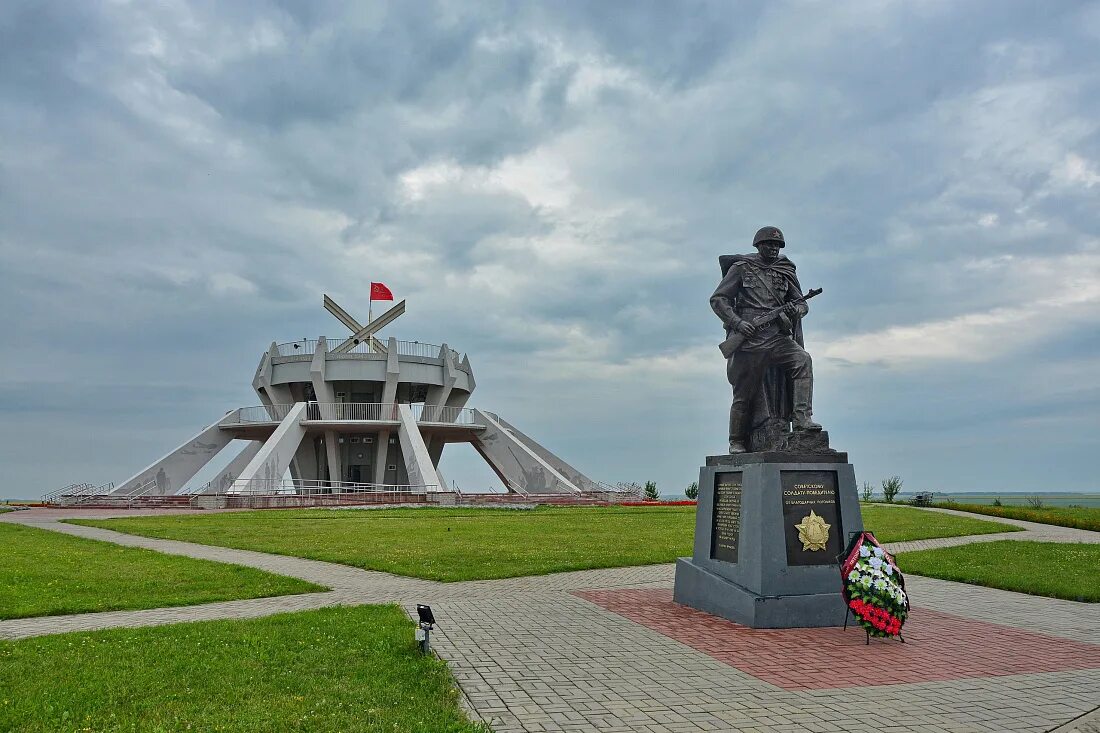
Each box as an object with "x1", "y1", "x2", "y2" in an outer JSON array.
[
  {"x1": 838, "y1": 534, "x2": 906, "y2": 645},
  {"x1": 842, "y1": 604, "x2": 905, "y2": 645}
]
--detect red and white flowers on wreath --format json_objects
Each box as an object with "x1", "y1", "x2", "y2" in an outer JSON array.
[{"x1": 841, "y1": 531, "x2": 909, "y2": 638}]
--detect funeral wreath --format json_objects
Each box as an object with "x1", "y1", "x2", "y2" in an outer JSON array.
[{"x1": 841, "y1": 531, "x2": 909, "y2": 638}]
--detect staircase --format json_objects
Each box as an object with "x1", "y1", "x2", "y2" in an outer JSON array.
[
  {"x1": 78, "y1": 495, "x2": 196, "y2": 509},
  {"x1": 42, "y1": 481, "x2": 116, "y2": 507}
]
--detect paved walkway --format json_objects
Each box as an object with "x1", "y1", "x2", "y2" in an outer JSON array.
[
  {"x1": 879, "y1": 504, "x2": 1100, "y2": 553},
  {"x1": 3, "y1": 506, "x2": 1099, "y2": 732}
]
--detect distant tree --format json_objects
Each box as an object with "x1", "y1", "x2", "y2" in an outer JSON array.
[
  {"x1": 860, "y1": 482, "x2": 874, "y2": 502},
  {"x1": 1025, "y1": 496, "x2": 1045, "y2": 509},
  {"x1": 881, "y1": 476, "x2": 903, "y2": 503},
  {"x1": 992, "y1": 497, "x2": 1003, "y2": 507},
  {"x1": 685, "y1": 481, "x2": 699, "y2": 500},
  {"x1": 643, "y1": 480, "x2": 660, "y2": 501}
]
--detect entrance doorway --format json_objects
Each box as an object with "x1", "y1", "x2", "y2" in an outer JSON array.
[{"x1": 347, "y1": 464, "x2": 373, "y2": 484}]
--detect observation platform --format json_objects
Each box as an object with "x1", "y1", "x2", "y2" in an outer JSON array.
[
  {"x1": 257, "y1": 335, "x2": 475, "y2": 400},
  {"x1": 271, "y1": 337, "x2": 466, "y2": 365},
  {"x1": 218, "y1": 403, "x2": 485, "y2": 441}
]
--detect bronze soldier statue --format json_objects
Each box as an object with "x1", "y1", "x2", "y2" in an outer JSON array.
[{"x1": 711, "y1": 226, "x2": 822, "y2": 454}]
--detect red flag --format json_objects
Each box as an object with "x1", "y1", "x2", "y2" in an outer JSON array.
[{"x1": 370, "y1": 282, "x2": 394, "y2": 301}]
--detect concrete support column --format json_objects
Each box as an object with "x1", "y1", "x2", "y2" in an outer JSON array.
[
  {"x1": 459, "y1": 354, "x2": 476, "y2": 393},
  {"x1": 253, "y1": 342, "x2": 294, "y2": 407},
  {"x1": 381, "y1": 337, "x2": 400, "y2": 406},
  {"x1": 374, "y1": 429, "x2": 391, "y2": 485},
  {"x1": 470, "y1": 409, "x2": 581, "y2": 495},
  {"x1": 310, "y1": 337, "x2": 336, "y2": 403},
  {"x1": 113, "y1": 420, "x2": 235, "y2": 495},
  {"x1": 397, "y1": 404, "x2": 445, "y2": 490},
  {"x1": 427, "y1": 437, "x2": 445, "y2": 467},
  {"x1": 252, "y1": 354, "x2": 274, "y2": 409},
  {"x1": 324, "y1": 430, "x2": 341, "y2": 485},
  {"x1": 232, "y1": 402, "x2": 308, "y2": 492},
  {"x1": 424, "y1": 344, "x2": 457, "y2": 421},
  {"x1": 292, "y1": 439, "x2": 320, "y2": 483},
  {"x1": 428, "y1": 392, "x2": 471, "y2": 466},
  {"x1": 256, "y1": 387, "x2": 274, "y2": 410},
  {"x1": 199, "y1": 441, "x2": 262, "y2": 494},
  {"x1": 490, "y1": 414, "x2": 602, "y2": 493},
  {"x1": 312, "y1": 337, "x2": 343, "y2": 487},
  {"x1": 445, "y1": 391, "x2": 471, "y2": 410}
]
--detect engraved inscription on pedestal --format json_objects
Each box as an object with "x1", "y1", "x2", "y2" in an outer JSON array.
[
  {"x1": 780, "y1": 470, "x2": 842, "y2": 566},
  {"x1": 710, "y1": 472, "x2": 743, "y2": 563}
]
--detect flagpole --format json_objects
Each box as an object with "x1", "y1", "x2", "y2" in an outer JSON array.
[{"x1": 367, "y1": 291, "x2": 373, "y2": 353}]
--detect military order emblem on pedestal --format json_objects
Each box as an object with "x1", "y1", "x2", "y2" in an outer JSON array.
[
  {"x1": 795, "y1": 510, "x2": 830, "y2": 552},
  {"x1": 673, "y1": 226, "x2": 866, "y2": 628}
]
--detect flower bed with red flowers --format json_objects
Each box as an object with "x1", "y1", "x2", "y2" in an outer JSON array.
[
  {"x1": 840, "y1": 531, "x2": 909, "y2": 638},
  {"x1": 619, "y1": 500, "x2": 697, "y2": 507}
]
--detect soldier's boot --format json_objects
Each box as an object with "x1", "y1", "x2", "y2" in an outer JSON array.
[
  {"x1": 791, "y1": 378, "x2": 822, "y2": 431},
  {"x1": 729, "y1": 404, "x2": 751, "y2": 453}
]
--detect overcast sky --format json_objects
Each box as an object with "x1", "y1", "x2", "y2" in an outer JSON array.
[{"x1": 2, "y1": 0, "x2": 1098, "y2": 499}]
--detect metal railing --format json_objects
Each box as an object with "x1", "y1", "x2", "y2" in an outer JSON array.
[
  {"x1": 223, "y1": 403, "x2": 479, "y2": 425},
  {"x1": 272, "y1": 336, "x2": 463, "y2": 364},
  {"x1": 64, "y1": 478, "x2": 186, "y2": 508},
  {"x1": 273, "y1": 339, "x2": 323, "y2": 356},
  {"x1": 484, "y1": 467, "x2": 532, "y2": 498},
  {"x1": 305, "y1": 402, "x2": 400, "y2": 421},
  {"x1": 394, "y1": 340, "x2": 442, "y2": 358},
  {"x1": 222, "y1": 404, "x2": 297, "y2": 424},
  {"x1": 118, "y1": 478, "x2": 160, "y2": 507},
  {"x1": 65, "y1": 480, "x2": 136, "y2": 507},
  {"x1": 179, "y1": 480, "x2": 211, "y2": 496},
  {"x1": 43, "y1": 482, "x2": 93, "y2": 503},
  {"x1": 221, "y1": 478, "x2": 439, "y2": 496},
  {"x1": 407, "y1": 404, "x2": 477, "y2": 425},
  {"x1": 591, "y1": 481, "x2": 646, "y2": 503},
  {"x1": 43, "y1": 482, "x2": 117, "y2": 506}
]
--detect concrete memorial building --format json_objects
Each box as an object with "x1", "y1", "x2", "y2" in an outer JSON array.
[{"x1": 54, "y1": 292, "x2": 600, "y2": 506}]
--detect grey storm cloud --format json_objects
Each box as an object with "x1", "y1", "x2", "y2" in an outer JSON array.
[{"x1": 1, "y1": 0, "x2": 1098, "y2": 497}]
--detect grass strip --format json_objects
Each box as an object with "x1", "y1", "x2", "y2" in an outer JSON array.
[
  {"x1": 74, "y1": 504, "x2": 1017, "y2": 582},
  {"x1": 932, "y1": 503, "x2": 1100, "y2": 532},
  {"x1": 899, "y1": 540, "x2": 1100, "y2": 602},
  {"x1": 0, "y1": 605, "x2": 487, "y2": 733},
  {"x1": 859, "y1": 504, "x2": 1019, "y2": 544},
  {"x1": 0, "y1": 522, "x2": 324, "y2": 620},
  {"x1": 75, "y1": 506, "x2": 696, "y2": 582}
]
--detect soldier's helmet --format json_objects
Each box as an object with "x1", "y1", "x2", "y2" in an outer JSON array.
[{"x1": 752, "y1": 226, "x2": 785, "y2": 248}]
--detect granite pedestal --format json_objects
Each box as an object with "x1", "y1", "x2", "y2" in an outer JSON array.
[{"x1": 673, "y1": 452, "x2": 864, "y2": 628}]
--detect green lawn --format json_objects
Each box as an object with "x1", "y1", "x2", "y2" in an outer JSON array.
[
  {"x1": 0, "y1": 605, "x2": 486, "y2": 733},
  {"x1": 76, "y1": 506, "x2": 696, "y2": 582},
  {"x1": 859, "y1": 504, "x2": 1019, "y2": 544},
  {"x1": 899, "y1": 541, "x2": 1100, "y2": 602},
  {"x1": 73, "y1": 504, "x2": 1017, "y2": 582},
  {"x1": 933, "y1": 503, "x2": 1100, "y2": 532},
  {"x1": 0, "y1": 523, "x2": 324, "y2": 619}
]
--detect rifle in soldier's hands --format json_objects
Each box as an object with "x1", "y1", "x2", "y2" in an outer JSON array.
[{"x1": 719, "y1": 288, "x2": 823, "y2": 359}]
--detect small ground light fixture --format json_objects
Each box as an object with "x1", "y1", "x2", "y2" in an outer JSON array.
[{"x1": 416, "y1": 604, "x2": 435, "y2": 654}]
